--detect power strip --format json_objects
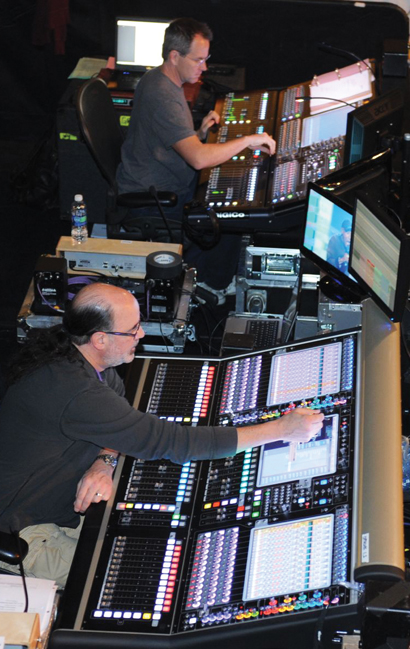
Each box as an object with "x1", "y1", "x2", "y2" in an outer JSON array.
[{"x1": 56, "y1": 237, "x2": 183, "y2": 278}]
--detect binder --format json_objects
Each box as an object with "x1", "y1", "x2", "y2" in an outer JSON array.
[{"x1": 309, "y1": 59, "x2": 374, "y2": 114}]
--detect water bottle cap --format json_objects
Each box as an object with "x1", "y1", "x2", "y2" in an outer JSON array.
[{"x1": 74, "y1": 194, "x2": 83, "y2": 202}]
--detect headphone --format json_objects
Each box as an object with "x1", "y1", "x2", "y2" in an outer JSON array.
[{"x1": 182, "y1": 204, "x2": 221, "y2": 250}]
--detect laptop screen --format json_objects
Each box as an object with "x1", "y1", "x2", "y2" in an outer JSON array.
[{"x1": 115, "y1": 18, "x2": 170, "y2": 71}]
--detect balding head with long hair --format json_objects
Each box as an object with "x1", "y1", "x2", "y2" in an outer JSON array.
[{"x1": 63, "y1": 283, "x2": 117, "y2": 346}]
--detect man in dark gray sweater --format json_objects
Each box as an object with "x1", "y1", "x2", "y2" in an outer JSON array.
[{"x1": 0, "y1": 283, "x2": 323, "y2": 586}]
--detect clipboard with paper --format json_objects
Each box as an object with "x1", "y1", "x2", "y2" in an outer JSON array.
[{"x1": 309, "y1": 59, "x2": 375, "y2": 114}]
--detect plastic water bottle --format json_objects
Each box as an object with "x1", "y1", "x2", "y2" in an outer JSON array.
[{"x1": 71, "y1": 194, "x2": 88, "y2": 243}]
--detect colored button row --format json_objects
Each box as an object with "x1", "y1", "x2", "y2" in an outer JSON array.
[
  {"x1": 116, "y1": 502, "x2": 176, "y2": 511},
  {"x1": 93, "y1": 610, "x2": 160, "y2": 621}
]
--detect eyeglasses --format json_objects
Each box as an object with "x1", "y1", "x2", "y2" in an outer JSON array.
[
  {"x1": 182, "y1": 53, "x2": 211, "y2": 65},
  {"x1": 101, "y1": 322, "x2": 142, "y2": 339}
]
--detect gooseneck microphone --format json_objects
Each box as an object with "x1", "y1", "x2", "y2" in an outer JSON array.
[
  {"x1": 295, "y1": 96, "x2": 354, "y2": 108},
  {"x1": 318, "y1": 41, "x2": 365, "y2": 64}
]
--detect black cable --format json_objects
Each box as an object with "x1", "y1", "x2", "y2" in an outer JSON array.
[
  {"x1": 7, "y1": 530, "x2": 29, "y2": 613},
  {"x1": 14, "y1": 532, "x2": 29, "y2": 613},
  {"x1": 209, "y1": 314, "x2": 229, "y2": 356},
  {"x1": 157, "y1": 318, "x2": 172, "y2": 353},
  {"x1": 386, "y1": 206, "x2": 404, "y2": 229},
  {"x1": 312, "y1": 605, "x2": 329, "y2": 649},
  {"x1": 188, "y1": 323, "x2": 204, "y2": 355},
  {"x1": 283, "y1": 307, "x2": 299, "y2": 345},
  {"x1": 193, "y1": 301, "x2": 221, "y2": 355},
  {"x1": 282, "y1": 259, "x2": 304, "y2": 345},
  {"x1": 182, "y1": 205, "x2": 221, "y2": 250},
  {"x1": 295, "y1": 96, "x2": 355, "y2": 109},
  {"x1": 400, "y1": 302, "x2": 410, "y2": 363},
  {"x1": 317, "y1": 42, "x2": 380, "y2": 95},
  {"x1": 148, "y1": 186, "x2": 176, "y2": 243},
  {"x1": 69, "y1": 267, "x2": 111, "y2": 278}
]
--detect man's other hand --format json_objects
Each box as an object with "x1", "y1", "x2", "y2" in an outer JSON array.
[
  {"x1": 246, "y1": 132, "x2": 276, "y2": 155},
  {"x1": 74, "y1": 462, "x2": 114, "y2": 513},
  {"x1": 197, "y1": 110, "x2": 220, "y2": 140}
]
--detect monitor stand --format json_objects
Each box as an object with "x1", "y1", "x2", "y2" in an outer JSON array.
[{"x1": 319, "y1": 275, "x2": 365, "y2": 304}]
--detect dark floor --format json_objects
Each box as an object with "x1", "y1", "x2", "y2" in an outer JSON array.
[{"x1": 0, "y1": 138, "x2": 71, "y2": 397}]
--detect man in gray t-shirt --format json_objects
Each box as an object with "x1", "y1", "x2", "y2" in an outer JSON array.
[
  {"x1": 117, "y1": 17, "x2": 275, "y2": 200},
  {"x1": 116, "y1": 18, "x2": 276, "y2": 291},
  {"x1": 117, "y1": 66, "x2": 197, "y2": 200}
]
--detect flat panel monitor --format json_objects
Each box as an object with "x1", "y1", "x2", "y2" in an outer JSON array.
[
  {"x1": 301, "y1": 182, "x2": 364, "y2": 301},
  {"x1": 349, "y1": 192, "x2": 410, "y2": 321},
  {"x1": 115, "y1": 18, "x2": 170, "y2": 71},
  {"x1": 315, "y1": 149, "x2": 392, "y2": 213},
  {"x1": 343, "y1": 88, "x2": 404, "y2": 166}
]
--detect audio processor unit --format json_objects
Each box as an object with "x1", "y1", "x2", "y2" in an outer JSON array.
[
  {"x1": 51, "y1": 300, "x2": 403, "y2": 649},
  {"x1": 55, "y1": 237, "x2": 183, "y2": 278}
]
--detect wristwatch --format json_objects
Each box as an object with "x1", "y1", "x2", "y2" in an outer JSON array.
[{"x1": 95, "y1": 453, "x2": 118, "y2": 469}]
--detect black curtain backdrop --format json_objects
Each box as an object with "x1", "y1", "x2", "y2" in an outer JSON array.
[{"x1": 0, "y1": 0, "x2": 408, "y2": 139}]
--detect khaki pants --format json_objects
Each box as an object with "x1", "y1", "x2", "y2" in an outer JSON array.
[{"x1": 0, "y1": 520, "x2": 84, "y2": 588}]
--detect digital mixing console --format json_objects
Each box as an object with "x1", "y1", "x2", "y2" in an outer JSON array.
[
  {"x1": 197, "y1": 90, "x2": 277, "y2": 209},
  {"x1": 187, "y1": 77, "x2": 363, "y2": 233},
  {"x1": 51, "y1": 301, "x2": 404, "y2": 649}
]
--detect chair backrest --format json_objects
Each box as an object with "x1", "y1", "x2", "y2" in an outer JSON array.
[{"x1": 76, "y1": 78, "x2": 124, "y2": 191}]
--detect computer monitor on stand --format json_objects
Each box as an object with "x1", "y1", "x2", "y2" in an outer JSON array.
[
  {"x1": 301, "y1": 182, "x2": 365, "y2": 303},
  {"x1": 349, "y1": 192, "x2": 410, "y2": 322}
]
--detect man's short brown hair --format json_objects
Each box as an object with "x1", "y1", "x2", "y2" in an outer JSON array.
[{"x1": 162, "y1": 17, "x2": 213, "y2": 60}]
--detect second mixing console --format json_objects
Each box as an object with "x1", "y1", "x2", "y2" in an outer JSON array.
[
  {"x1": 53, "y1": 329, "x2": 375, "y2": 648},
  {"x1": 52, "y1": 301, "x2": 404, "y2": 649},
  {"x1": 188, "y1": 69, "x2": 371, "y2": 232}
]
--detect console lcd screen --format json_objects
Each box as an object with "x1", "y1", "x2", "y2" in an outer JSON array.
[
  {"x1": 257, "y1": 414, "x2": 338, "y2": 487},
  {"x1": 243, "y1": 514, "x2": 334, "y2": 600},
  {"x1": 266, "y1": 342, "x2": 342, "y2": 407},
  {"x1": 301, "y1": 105, "x2": 354, "y2": 148}
]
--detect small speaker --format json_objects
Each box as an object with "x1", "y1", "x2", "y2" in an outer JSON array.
[
  {"x1": 383, "y1": 39, "x2": 408, "y2": 78},
  {"x1": 32, "y1": 256, "x2": 67, "y2": 316}
]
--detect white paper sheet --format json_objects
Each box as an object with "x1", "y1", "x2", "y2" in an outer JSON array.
[{"x1": 0, "y1": 575, "x2": 57, "y2": 635}]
